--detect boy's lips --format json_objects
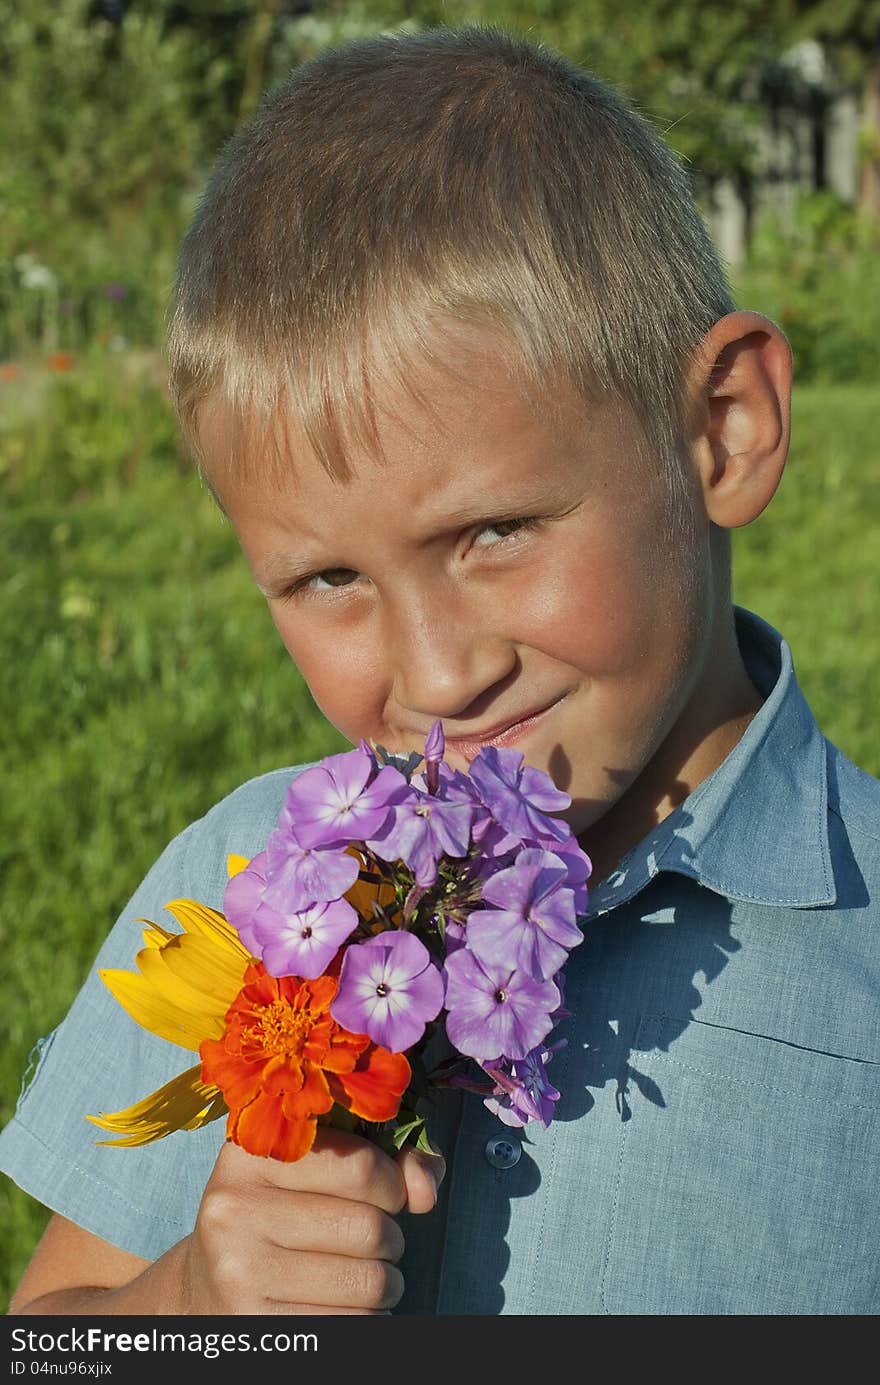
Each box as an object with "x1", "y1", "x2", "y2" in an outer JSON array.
[{"x1": 443, "y1": 694, "x2": 569, "y2": 760}]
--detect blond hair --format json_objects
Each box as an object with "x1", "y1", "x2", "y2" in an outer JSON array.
[{"x1": 168, "y1": 24, "x2": 734, "y2": 510}]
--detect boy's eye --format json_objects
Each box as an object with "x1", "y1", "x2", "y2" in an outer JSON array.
[
  {"x1": 472, "y1": 516, "x2": 540, "y2": 547},
  {"x1": 306, "y1": 568, "x2": 363, "y2": 591}
]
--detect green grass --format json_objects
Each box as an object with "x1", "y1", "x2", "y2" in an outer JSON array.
[
  {"x1": 732, "y1": 384, "x2": 879, "y2": 774},
  {"x1": 1, "y1": 353, "x2": 877, "y2": 1308}
]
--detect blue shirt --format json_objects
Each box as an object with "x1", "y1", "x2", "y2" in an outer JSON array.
[{"x1": 2, "y1": 607, "x2": 879, "y2": 1314}]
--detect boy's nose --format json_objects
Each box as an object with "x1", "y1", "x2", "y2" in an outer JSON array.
[{"x1": 387, "y1": 597, "x2": 516, "y2": 720}]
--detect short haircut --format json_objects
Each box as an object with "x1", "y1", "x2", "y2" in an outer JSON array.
[{"x1": 167, "y1": 23, "x2": 734, "y2": 511}]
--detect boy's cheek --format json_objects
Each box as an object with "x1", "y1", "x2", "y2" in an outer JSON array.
[
  {"x1": 518, "y1": 541, "x2": 688, "y2": 680},
  {"x1": 272, "y1": 615, "x2": 387, "y2": 738}
]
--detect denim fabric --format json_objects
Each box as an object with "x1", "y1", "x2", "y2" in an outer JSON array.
[{"x1": 2, "y1": 607, "x2": 878, "y2": 1314}]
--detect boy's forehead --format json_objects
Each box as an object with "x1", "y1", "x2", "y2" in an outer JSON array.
[{"x1": 196, "y1": 338, "x2": 627, "y2": 505}]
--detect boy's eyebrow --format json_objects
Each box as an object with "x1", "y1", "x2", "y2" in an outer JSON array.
[
  {"x1": 413, "y1": 486, "x2": 582, "y2": 534},
  {"x1": 253, "y1": 491, "x2": 582, "y2": 595}
]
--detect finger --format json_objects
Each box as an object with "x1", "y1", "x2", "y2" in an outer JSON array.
[
  {"x1": 265, "y1": 1192, "x2": 405, "y2": 1261},
  {"x1": 261, "y1": 1248, "x2": 405, "y2": 1312},
  {"x1": 217, "y1": 1131, "x2": 407, "y2": 1215},
  {"x1": 398, "y1": 1145, "x2": 446, "y2": 1215}
]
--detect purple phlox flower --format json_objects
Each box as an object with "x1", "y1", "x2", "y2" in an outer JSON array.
[
  {"x1": 424, "y1": 719, "x2": 445, "y2": 794},
  {"x1": 331, "y1": 930, "x2": 445, "y2": 1052},
  {"x1": 283, "y1": 745, "x2": 409, "y2": 848},
  {"x1": 223, "y1": 850, "x2": 269, "y2": 955},
  {"x1": 473, "y1": 819, "x2": 524, "y2": 860},
  {"x1": 366, "y1": 786, "x2": 476, "y2": 886},
  {"x1": 424, "y1": 760, "x2": 496, "y2": 841},
  {"x1": 524, "y1": 832, "x2": 592, "y2": 914},
  {"x1": 467, "y1": 847, "x2": 584, "y2": 980},
  {"x1": 443, "y1": 947, "x2": 560, "y2": 1061},
  {"x1": 482, "y1": 1039, "x2": 567, "y2": 1128},
  {"x1": 443, "y1": 920, "x2": 467, "y2": 955},
  {"x1": 262, "y1": 816, "x2": 360, "y2": 913},
  {"x1": 252, "y1": 896, "x2": 358, "y2": 979},
  {"x1": 102, "y1": 281, "x2": 128, "y2": 301},
  {"x1": 464, "y1": 825, "x2": 527, "y2": 887},
  {"x1": 468, "y1": 746, "x2": 572, "y2": 844},
  {"x1": 425, "y1": 719, "x2": 445, "y2": 762}
]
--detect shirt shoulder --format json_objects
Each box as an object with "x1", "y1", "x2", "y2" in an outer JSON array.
[{"x1": 173, "y1": 761, "x2": 315, "y2": 913}]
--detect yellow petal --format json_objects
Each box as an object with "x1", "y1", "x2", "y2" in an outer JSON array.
[
  {"x1": 99, "y1": 897, "x2": 252, "y2": 1050},
  {"x1": 227, "y1": 853, "x2": 250, "y2": 878},
  {"x1": 139, "y1": 920, "x2": 177, "y2": 950},
  {"x1": 139, "y1": 930, "x2": 247, "y2": 1012},
  {"x1": 87, "y1": 1064, "x2": 227, "y2": 1147},
  {"x1": 98, "y1": 967, "x2": 221, "y2": 1050},
  {"x1": 162, "y1": 898, "x2": 252, "y2": 960}
]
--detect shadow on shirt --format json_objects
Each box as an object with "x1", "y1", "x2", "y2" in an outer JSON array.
[{"x1": 399, "y1": 806, "x2": 744, "y2": 1313}]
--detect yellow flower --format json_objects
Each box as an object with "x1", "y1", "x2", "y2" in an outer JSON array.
[
  {"x1": 88, "y1": 853, "x2": 412, "y2": 1157},
  {"x1": 87, "y1": 859, "x2": 252, "y2": 1148}
]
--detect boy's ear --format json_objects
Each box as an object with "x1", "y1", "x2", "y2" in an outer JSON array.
[{"x1": 686, "y1": 310, "x2": 793, "y2": 529}]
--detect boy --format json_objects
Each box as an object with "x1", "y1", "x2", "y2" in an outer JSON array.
[{"x1": 2, "y1": 25, "x2": 878, "y2": 1316}]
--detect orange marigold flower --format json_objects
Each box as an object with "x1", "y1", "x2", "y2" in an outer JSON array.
[{"x1": 200, "y1": 963, "x2": 411, "y2": 1162}]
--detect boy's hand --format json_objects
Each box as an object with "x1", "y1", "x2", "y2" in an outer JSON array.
[{"x1": 181, "y1": 1130, "x2": 445, "y2": 1315}]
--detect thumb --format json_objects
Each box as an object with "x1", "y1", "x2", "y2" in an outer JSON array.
[{"x1": 398, "y1": 1142, "x2": 446, "y2": 1214}]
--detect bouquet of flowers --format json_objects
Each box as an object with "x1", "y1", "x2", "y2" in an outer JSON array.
[{"x1": 89, "y1": 722, "x2": 591, "y2": 1162}]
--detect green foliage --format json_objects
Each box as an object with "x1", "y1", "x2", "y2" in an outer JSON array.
[
  {"x1": 731, "y1": 191, "x2": 880, "y2": 383},
  {"x1": 732, "y1": 382, "x2": 880, "y2": 775},
  {"x1": 0, "y1": 0, "x2": 217, "y2": 352}
]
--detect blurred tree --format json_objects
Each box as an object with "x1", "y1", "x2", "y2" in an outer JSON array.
[
  {"x1": 0, "y1": 0, "x2": 214, "y2": 327},
  {"x1": 0, "y1": 0, "x2": 210, "y2": 261},
  {"x1": 789, "y1": 1, "x2": 880, "y2": 213}
]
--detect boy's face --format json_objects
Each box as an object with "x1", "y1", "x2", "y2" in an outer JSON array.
[{"x1": 201, "y1": 333, "x2": 724, "y2": 846}]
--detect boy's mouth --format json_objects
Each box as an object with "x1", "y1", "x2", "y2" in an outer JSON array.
[{"x1": 443, "y1": 694, "x2": 569, "y2": 761}]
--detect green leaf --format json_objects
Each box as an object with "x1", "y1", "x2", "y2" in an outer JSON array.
[{"x1": 390, "y1": 1107, "x2": 426, "y2": 1150}]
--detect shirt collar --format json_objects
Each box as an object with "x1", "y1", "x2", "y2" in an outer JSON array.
[{"x1": 586, "y1": 606, "x2": 835, "y2": 918}]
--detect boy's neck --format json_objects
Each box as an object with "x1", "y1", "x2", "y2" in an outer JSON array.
[{"x1": 579, "y1": 643, "x2": 764, "y2": 889}]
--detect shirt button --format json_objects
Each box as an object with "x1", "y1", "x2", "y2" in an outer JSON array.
[{"x1": 484, "y1": 1135, "x2": 522, "y2": 1169}]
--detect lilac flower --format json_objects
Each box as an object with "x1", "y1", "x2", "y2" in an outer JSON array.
[
  {"x1": 331, "y1": 931, "x2": 445, "y2": 1052},
  {"x1": 223, "y1": 850, "x2": 269, "y2": 955},
  {"x1": 443, "y1": 948, "x2": 560, "y2": 1061},
  {"x1": 424, "y1": 719, "x2": 444, "y2": 795},
  {"x1": 471, "y1": 819, "x2": 523, "y2": 861},
  {"x1": 251, "y1": 896, "x2": 358, "y2": 979},
  {"x1": 482, "y1": 1040, "x2": 566, "y2": 1128},
  {"x1": 283, "y1": 745, "x2": 409, "y2": 848},
  {"x1": 524, "y1": 832, "x2": 592, "y2": 914},
  {"x1": 430, "y1": 761, "x2": 495, "y2": 840},
  {"x1": 443, "y1": 920, "x2": 467, "y2": 954},
  {"x1": 466, "y1": 848, "x2": 584, "y2": 980},
  {"x1": 468, "y1": 746, "x2": 572, "y2": 844},
  {"x1": 262, "y1": 821, "x2": 360, "y2": 913},
  {"x1": 367, "y1": 787, "x2": 476, "y2": 886}
]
